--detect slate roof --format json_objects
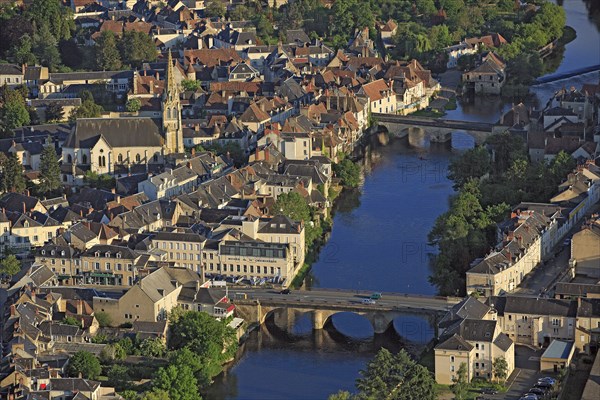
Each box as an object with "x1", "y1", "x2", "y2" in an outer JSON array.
[
  {"x1": 49, "y1": 378, "x2": 100, "y2": 392},
  {"x1": 0, "y1": 64, "x2": 23, "y2": 75},
  {"x1": 153, "y1": 231, "x2": 205, "y2": 243},
  {"x1": 436, "y1": 333, "x2": 474, "y2": 351},
  {"x1": 541, "y1": 340, "x2": 574, "y2": 360},
  {"x1": 0, "y1": 193, "x2": 42, "y2": 213},
  {"x1": 493, "y1": 333, "x2": 513, "y2": 352},
  {"x1": 577, "y1": 298, "x2": 600, "y2": 318},
  {"x1": 258, "y1": 215, "x2": 302, "y2": 234},
  {"x1": 489, "y1": 296, "x2": 578, "y2": 318},
  {"x1": 65, "y1": 118, "x2": 164, "y2": 149},
  {"x1": 459, "y1": 319, "x2": 497, "y2": 342}
]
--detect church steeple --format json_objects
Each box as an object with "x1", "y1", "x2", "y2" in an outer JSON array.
[{"x1": 162, "y1": 49, "x2": 183, "y2": 154}]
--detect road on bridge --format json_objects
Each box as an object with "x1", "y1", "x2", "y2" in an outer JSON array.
[
  {"x1": 230, "y1": 287, "x2": 461, "y2": 313},
  {"x1": 372, "y1": 114, "x2": 496, "y2": 133}
]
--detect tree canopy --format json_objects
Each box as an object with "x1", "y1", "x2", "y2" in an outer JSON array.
[
  {"x1": 38, "y1": 145, "x2": 61, "y2": 195},
  {"x1": 0, "y1": 255, "x2": 21, "y2": 277},
  {"x1": 67, "y1": 351, "x2": 102, "y2": 380}
]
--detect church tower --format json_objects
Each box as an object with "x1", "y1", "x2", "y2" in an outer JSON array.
[{"x1": 162, "y1": 50, "x2": 184, "y2": 154}]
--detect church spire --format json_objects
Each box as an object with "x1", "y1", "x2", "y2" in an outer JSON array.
[{"x1": 166, "y1": 49, "x2": 177, "y2": 101}]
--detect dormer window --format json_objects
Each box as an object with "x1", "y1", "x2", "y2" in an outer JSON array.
[
  {"x1": 105, "y1": 252, "x2": 111, "y2": 258},
  {"x1": 61, "y1": 251, "x2": 65, "y2": 256},
  {"x1": 116, "y1": 253, "x2": 121, "y2": 259},
  {"x1": 95, "y1": 251, "x2": 100, "y2": 257},
  {"x1": 41, "y1": 250, "x2": 45, "y2": 255}
]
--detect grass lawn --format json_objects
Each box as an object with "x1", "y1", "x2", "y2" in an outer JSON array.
[{"x1": 444, "y1": 97, "x2": 457, "y2": 111}]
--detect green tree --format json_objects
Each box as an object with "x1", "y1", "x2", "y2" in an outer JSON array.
[
  {"x1": 0, "y1": 255, "x2": 21, "y2": 277},
  {"x1": 142, "y1": 390, "x2": 171, "y2": 400},
  {"x1": 206, "y1": 0, "x2": 226, "y2": 18},
  {"x1": 26, "y1": 0, "x2": 74, "y2": 41},
  {"x1": 95, "y1": 311, "x2": 112, "y2": 327},
  {"x1": 38, "y1": 145, "x2": 61, "y2": 195},
  {"x1": 229, "y1": 4, "x2": 251, "y2": 21},
  {"x1": 126, "y1": 98, "x2": 141, "y2": 113},
  {"x1": 62, "y1": 316, "x2": 82, "y2": 328},
  {"x1": 119, "y1": 390, "x2": 140, "y2": 400},
  {"x1": 168, "y1": 311, "x2": 237, "y2": 382},
  {"x1": 107, "y1": 364, "x2": 131, "y2": 390},
  {"x1": 32, "y1": 22, "x2": 62, "y2": 70},
  {"x1": 139, "y1": 337, "x2": 166, "y2": 358},
  {"x1": 430, "y1": 25, "x2": 453, "y2": 50},
  {"x1": 45, "y1": 102, "x2": 64, "y2": 122},
  {"x1": 1, "y1": 88, "x2": 31, "y2": 134},
  {"x1": 493, "y1": 356, "x2": 508, "y2": 382},
  {"x1": 95, "y1": 31, "x2": 122, "y2": 71},
  {"x1": 153, "y1": 364, "x2": 202, "y2": 400},
  {"x1": 69, "y1": 96, "x2": 104, "y2": 121},
  {"x1": 67, "y1": 351, "x2": 102, "y2": 380},
  {"x1": 333, "y1": 158, "x2": 361, "y2": 188},
  {"x1": 170, "y1": 348, "x2": 211, "y2": 389},
  {"x1": 12, "y1": 34, "x2": 37, "y2": 66},
  {"x1": 1, "y1": 154, "x2": 26, "y2": 193},
  {"x1": 355, "y1": 348, "x2": 435, "y2": 399},
  {"x1": 452, "y1": 362, "x2": 469, "y2": 400},
  {"x1": 119, "y1": 31, "x2": 158, "y2": 68},
  {"x1": 181, "y1": 79, "x2": 201, "y2": 92},
  {"x1": 447, "y1": 146, "x2": 491, "y2": 189},
  {"x1": 328, "y1": 391, "x2": 353, "y2": 400}
]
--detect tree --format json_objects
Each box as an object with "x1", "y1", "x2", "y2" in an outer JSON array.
[
  {"x1": 452, "y1": 362, "x2": 469, "y2": 400},
  {"x1": 107, "y1": 364, "x2": 130, "y2": 390},
  {"x1": 69, "y1": 96, "x2": 103, "y2": 121},
  {"x1": 62, "y1": 316, "x2": 82, "y2": 328},
  {"x1": 205, "y1": 0, "x2": 226, "y2": 18},
  {"x1": 67, "y1": 351, "x2": 102, "y2": 380},
  {"x1": 139, "y1": 337, "x2": 166, "y2": 358},
  {"x1": 0, "y1": 154, "x2": 26, "y2": 193},
  {"x1": 447, "y1": 146, "x2": 491, "y2": 189},
  {"x1": 493, "y1": 356, "x2": 508, "y2": 382},
  {"x1": 169, "y1": 348, "x2": 211, "y2": 389},
  {"x1": 119, "y1": 31, "x2": 158, "y2": 68},
  {"x1": 95, "y1": 311, "x2": 112, "y2": 327},
  {"x1": 126, "y1": 98, "x2": 141, "y2": 113},
  {"x1": 328, "y1": 391, "x2": 353, "y2": 400},
  {"x1": 32, "y1": 22, "x2": 62, "y2": 70},
  {"x1": 1, "y1": 88, "x2": 30, "y2": 134},
  {"x1": 12, "y1": 34, "x2": 37, "y2": 66},
  {"x1": 168, "y1": 311, "x2": 237, "y2": 382},
  {"x1": 142, "y1": 390, "x2": 171, "y2": 400},
  {"x1": 153, "y1": 364, "x2": 202, "y2": 400},
  {"x1": 38, "y1": 145, "x2": 61, "y2": 195},
  {"x1": 181, "y1": 79, "x2": 201, "y2": 92},
  {"x1": 95, "y1": 31, "x2": 122, "y2": 71},
  {"x1": 0, "y1": 255, "x2": 21, "y2": 277},
  {"x1": 45, "y1": 102, "x2": 64, "y2": 122},
  {"x1": 26, "y1": 0, "x2": 75, "y2": 41},
  {"x1": 333, "y1": 158, "x2": 361, "y2": 188},
  {"x1": 354, "y1": 348, "x2": 435, "y2": 399}
]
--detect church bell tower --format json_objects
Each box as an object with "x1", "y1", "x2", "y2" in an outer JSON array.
[{"x1": 162, "y1": 50, "x2": 184, "y2": 154}]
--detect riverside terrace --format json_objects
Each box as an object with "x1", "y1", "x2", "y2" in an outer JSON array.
[{"x1": 232, "y1": 288, "x2": 461, "y2": 335}]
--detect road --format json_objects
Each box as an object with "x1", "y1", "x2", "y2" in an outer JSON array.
[{"x1": 231, "y1": 287, "x2": 461, "y2": 312}]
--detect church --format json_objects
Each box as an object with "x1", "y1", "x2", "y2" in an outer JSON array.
[{"x1": 61, "y1": 51, "x2": 184, "y2": 186}]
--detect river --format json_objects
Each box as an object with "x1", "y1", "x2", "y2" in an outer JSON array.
[{"x1": 208, "y1": 2, "x2": 600, "y2": 399}]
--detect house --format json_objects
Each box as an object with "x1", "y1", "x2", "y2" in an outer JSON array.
[
  {"x1": 138, "y1": 166, "x2": 198, "y2": 201},
  {"x1": 462, "y1": 52, "x2": 506, "y2": 95},
  {"x1": 359, "y1": 79, "x2": 396, "y2": 114},
  {"x1": 92, "y1": 267, "x2": 186, "y2": 325},
  {"x1": 240, "y1": 102, "x2": 271, "y2": 134},
  {"x1": 570, "y1": 220, "x2": 600, "y2": 279},
  {"x1": 444, "y1": 41, "x2": 477, "y2": 69},
  {"x1": 0, "y1": 64, "x2": 24, "y2": 88},
  {"x1": 434, "y1": 318, "x2": 514, "y2": 384},
  {"x1": 80, "y1": 244, "x2": 142, "y2": 286},
  {"x1": 151, "y1": 230, "x2": 205, "y2": 273},
  {"x1": 466, "y1": 210, "x2": 552, "y2": 296},
  {"x1": 178, "y1": 283, "x2": 234, "y2": 318}
]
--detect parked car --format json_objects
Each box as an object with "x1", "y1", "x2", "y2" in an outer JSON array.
[
  {"x1": 538, "y1": 377, "x2": 556, "y2": 385},
  {"x1": 535, "y1": 382, "x2": 552, "y2": 389},
  {"x1": 528, "y1": 388, "x2": 545, "y2": 396},
  {"x1": 520, "y1": 395, "x2": 538, "y2": 400},
  {"x1": 563, "y1": 238, "x2": 571, "y2": 246},
  {"x1": 370, "y1": 292, "x2": 382, "y2": 300},
  {"x1": 280, "y1": 288, "x2": 291, "y2": 294},
  {"x1": 362, "y1": 298, "x2": 376, "y2": 304}
]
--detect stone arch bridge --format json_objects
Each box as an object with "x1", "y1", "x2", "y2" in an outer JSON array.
[
  {"x1": 372, "y1": 114, "x2": 497, "y2": 145},
  {"x1": 233, "y1": 289, "x2": 461, "y2": 336}
]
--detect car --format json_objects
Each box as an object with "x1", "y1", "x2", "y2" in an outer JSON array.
[
  {"x1": 279, "y1": 288, "x2": 291, "y2": 294},
  {"x1": 370, "y1": 292, "x2": 382, "y2": 300},
  {"x1": 480, "y1": 388, "x2": 498, "y2": 394},
  {"x1": 538, "y1": 376, "x2": 556, "y2": 385},
  {"x1": 535, "y1": 382, "x2": 552, "y2": 389},
  {"x1": 362, "y1": 298, "x2": 376, "y2": 304},
  {"x1": 519, "y1": 395, "x2": 538, "y2": 400},
  {"x1": 528, "y1": 388, "x2": 545, "y2": 396},
  {"x1": 563, "y1": 238, "x2": 571, "y2": 246}
]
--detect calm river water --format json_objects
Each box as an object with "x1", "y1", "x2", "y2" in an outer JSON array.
[{"x1": 208, "y1": 2, "x2": 600, "y2": 399}]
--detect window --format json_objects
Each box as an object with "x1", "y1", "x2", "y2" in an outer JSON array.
[
  {"x1": 476, "y1": 343, "x2": 479, "y2": 350},
  {"x1": 118, "y1": 154, "x2": 123, "y2": 163},
  {"x1": 450, "y1": 365, "x2": 455, "y2": 372},
  {"x1": 136, "y1": 154, "x2": 141, "y2": 162},
  {"x1": 67, "y1": 154, "x2": 72, "y2": 164},
  {"x1": 552, "y1": 318, "x2": 560, "y2": 326},
  {"x1": 481, "y1": 344, "x2": 484, "y2": 350},
  {"x1": 82, "y1": 154, "x2": 88, "y2": 164},
  {"x1": 450, "y1": 356, "x2": 454, "y2": 363}
]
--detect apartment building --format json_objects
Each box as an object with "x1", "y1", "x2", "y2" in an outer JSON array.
[
  {"x1": 467, "y1": 210, "x2": 551, "y2": 296},
  {"x1": 359, "y1": 79, "x2": 396, "y2": 114},
  {"x1": 80, "y1": 244, "x2": 141, "y2": 286},
  {"x1": 151, "y1": 231, "x2": 205, "y2": 273}
]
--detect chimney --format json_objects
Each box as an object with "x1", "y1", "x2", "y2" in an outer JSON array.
[
  {"x1": 77, "y1": 299, "x2": 83, "y2": 315},
  {"x1": 10, "y1": 304, "x2": 16, "y2": 316},
  {"x1": 22, "y1": 202, "x2": 26, "y2": 214}
]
